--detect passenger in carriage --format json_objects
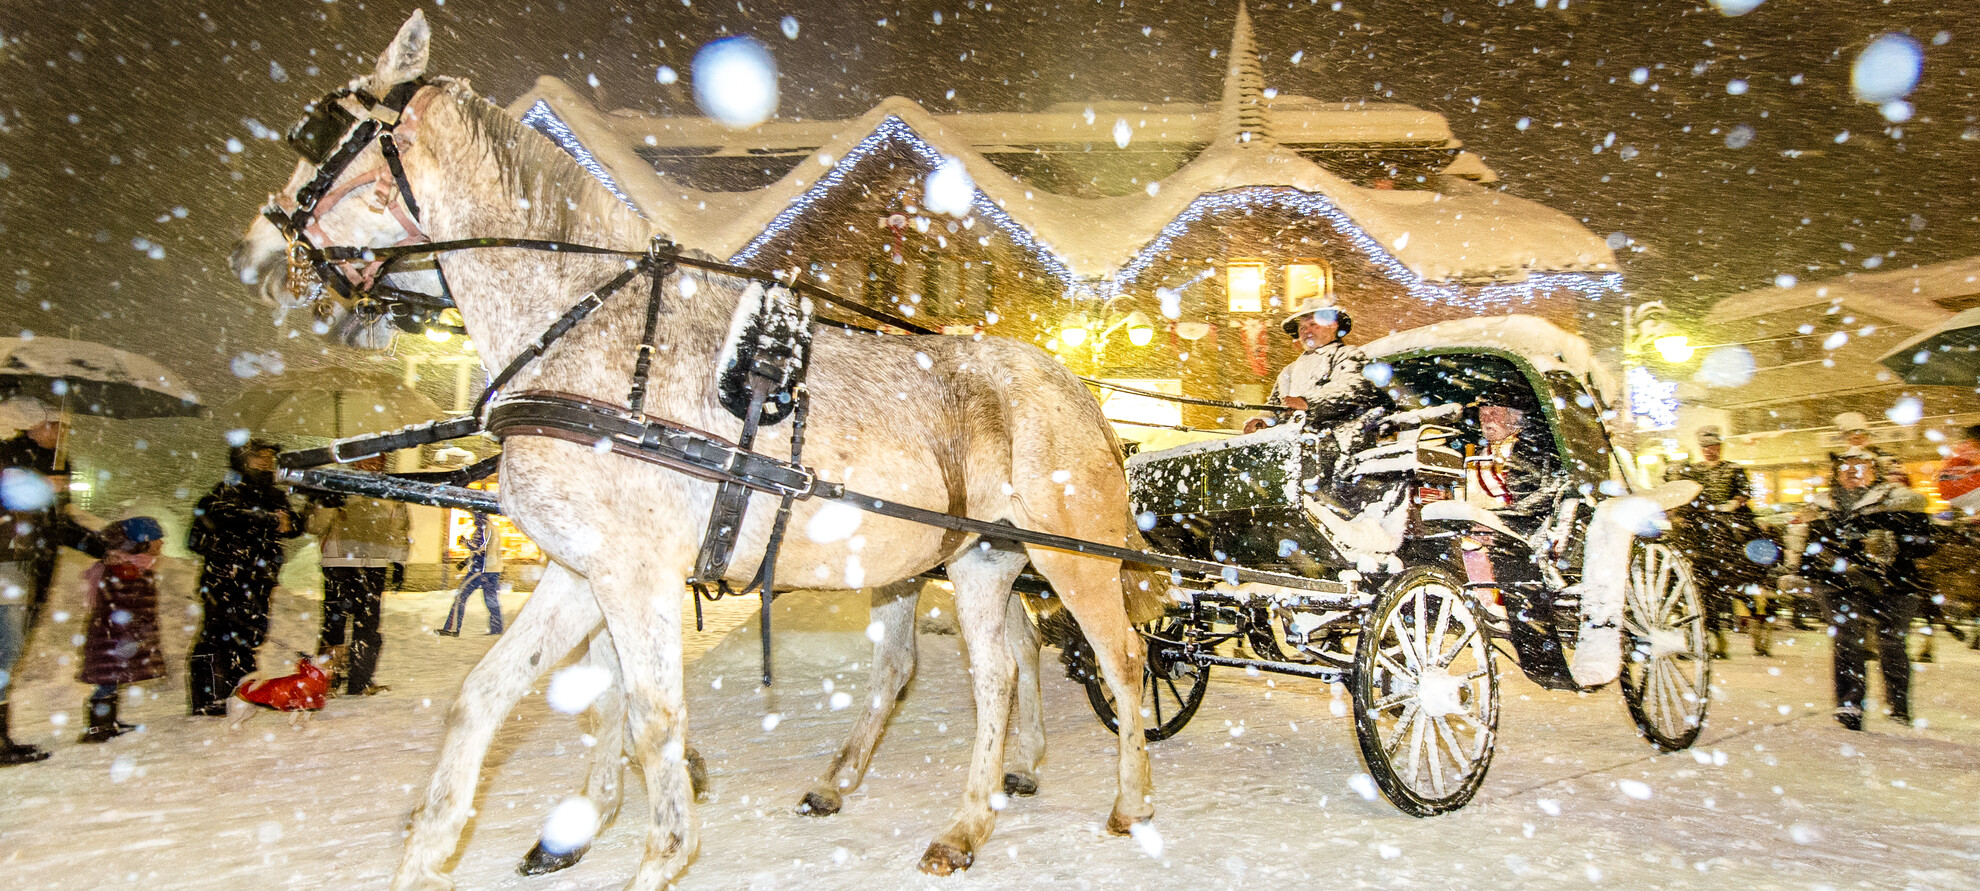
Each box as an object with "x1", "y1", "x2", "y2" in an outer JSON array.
[
  {"x1": 1475, "y1": 395, "x2": 1566, "y2": 537},
  {"x1": 1242, "y1": 296, "x2": 1381, "y2": 435}
]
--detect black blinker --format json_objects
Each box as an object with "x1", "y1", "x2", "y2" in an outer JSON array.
[{"x1": 287, "y1": 96, "x2": 358, "y2": 165}]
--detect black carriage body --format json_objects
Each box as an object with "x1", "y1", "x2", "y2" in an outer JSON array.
[{"x1": 1127, "y1": 428, "x2": 1337, "y2": 574}]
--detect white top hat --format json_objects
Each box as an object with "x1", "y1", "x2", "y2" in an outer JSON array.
[
  {"x1": 1280, "y1": 295, "x2": 1346, "y2": 336},
  {"x1": 0, "y1": 396, "x2": 55, "y2": 436}
]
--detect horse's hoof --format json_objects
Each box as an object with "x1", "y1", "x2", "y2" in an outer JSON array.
[
  {"x1": 918, "y1": 841, "x2": 974, "y2": 875},
  {"x1": 1106, "y1": 810, "x2": 1151, "y2": 836},
  {"x1": 517, "y1": 841, "x2": 588, "y2": 876},
  {"x1": 1002, "y1": 772, "x2": 1038, "y2": 797},
  {"x1": 795, "y1": 790, "x2": 841, "y2": 816},
  {"x1": 685, "y1": 747, "x2": 710, "y2": 800}
]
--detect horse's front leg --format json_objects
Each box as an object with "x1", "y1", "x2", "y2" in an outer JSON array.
[
  {"x1": 798, "y1": 578, "x2": 921, "y2": 815},
  {"x1": 590, "y1": 550, "x2": 700, "y2": 891},
  {"x1": 393, "y1": 563, "x2": 600, "y2": 891},
  {"x1": 919, "y1": 543, "x2": 1029, "y2": 875},
  {"x1": 519, "y1": 628, "x2": 629, "y2": 876}
]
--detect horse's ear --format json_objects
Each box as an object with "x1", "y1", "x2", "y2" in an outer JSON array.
[{"x1": 373, "y1": 10, "x2": 431, "y2": 87}]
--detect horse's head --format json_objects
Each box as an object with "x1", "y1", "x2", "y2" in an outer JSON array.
[{"x1": 231, "y1": 11, "x2": 441, "y2": 349}]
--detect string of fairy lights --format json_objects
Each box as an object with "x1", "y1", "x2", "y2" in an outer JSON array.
[{"x1": 523, "y1": 104, "x2": 1623, "y2": 319}]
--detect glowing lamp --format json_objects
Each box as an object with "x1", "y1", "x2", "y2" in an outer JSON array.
[
  {"x1": 424, "y1": 328, "x2": 453, "y2": 343},
  {"x1": 1122, "y1": 311, "x2": 1155, "y2": 346},
  {"x1": 1653, "y1": 334, "x2": 1693, "y2": 363},
  {"x1": 1058, "y1": 311, "x2": 1091, "y2": 347}
]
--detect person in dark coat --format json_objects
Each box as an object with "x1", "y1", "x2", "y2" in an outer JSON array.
[
  {"x1": 186, "y1": 440, "x2": 301, "y2": 716},
  {"x1": 76, "y1": 517, "x2": 166, "y2": 743},
  {"x1": 1, "y1": 397, "x2": 100, "y2": 765},
  {"x1": 1791, "y1": 451, "x2": 1936, "y2": 730},
  {"x1": 1664, "y1": 426, "x2": 1773, "y2": 658}
]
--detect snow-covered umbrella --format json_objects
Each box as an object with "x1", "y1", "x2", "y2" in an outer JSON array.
[
  {"x1": 1878, "y1": 307, "x2": 1980, "y2": 387},
  {"x1": 0, "y1": 336, "x2": 206, "y2": 418},
  {"x1": 225, "y1": 367, "x2": 444, "y2": 440}
]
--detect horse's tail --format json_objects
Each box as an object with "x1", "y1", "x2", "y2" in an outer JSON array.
[{"x1": 1119, "y1": 527, "x2": 1171, "y2": 626}]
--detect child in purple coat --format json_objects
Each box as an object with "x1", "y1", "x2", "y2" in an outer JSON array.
[{"x1": 78, "y1": 517, "x2": 166, "y2": 743}]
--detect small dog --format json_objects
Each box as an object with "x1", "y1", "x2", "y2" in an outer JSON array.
[{"x1": 227, "y1": 648, "x2": 347, "y2": 730}]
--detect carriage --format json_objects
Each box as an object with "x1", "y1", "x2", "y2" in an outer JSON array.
[{"x1": 1062, "y1": 316, "x2": 1712, "y2": 816}]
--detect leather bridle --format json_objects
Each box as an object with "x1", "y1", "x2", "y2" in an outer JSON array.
[{"x1": 263, "y1": 78, "x2": 457, "y2": 334}]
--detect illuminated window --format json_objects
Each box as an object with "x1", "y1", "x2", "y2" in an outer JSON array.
[
  {"x1": 1099, "y1": 378, "x2": 1184, "y2": 429},
  {"x1": 1286, "y1": 261, "x2": 1332, "y2": 302},
  {"x1": 1226, "y1": 262, "x2": 1265, "y2": 313}
]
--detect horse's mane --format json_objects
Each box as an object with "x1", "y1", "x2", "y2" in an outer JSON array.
[{"x1": 434, "y1": 79, "x2": 644, "y2": 245}]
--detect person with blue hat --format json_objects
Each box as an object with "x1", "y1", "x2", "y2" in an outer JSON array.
[{"x1": 77, "y1": 516, "x2": 167, "y2": 744}]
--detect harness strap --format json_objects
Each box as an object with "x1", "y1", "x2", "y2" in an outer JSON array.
[
  {"x1": 625, "y1": 255, "x2": 674, "y2": 415},
  {"x1": 476, "y1": 257, "x2": 654, "y2": 415},
  {"x1": 377, "y1": 132, "x2": 424, "y2": 224},
  {"x1": 279, "y1": 416, "x2": 484, "y2": 469}
]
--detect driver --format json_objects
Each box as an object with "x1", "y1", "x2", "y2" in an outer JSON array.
[{"x1": 1244, "y1": 296, "x2": 1378, "y2": 434}]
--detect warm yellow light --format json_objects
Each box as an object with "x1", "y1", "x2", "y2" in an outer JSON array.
[
  {"x1": 1226, "y1": 262, "x2": 1265, "y2": 313},
  {"x1": 1286, "y1": 262, "x2": 1331, "y2": 301},
  {"x1": 1123, "y1": 311, "x2": 1155, "y2": 346},
  {"x1": 424, "y1": 328, "x2": 453, "y2": 343},
  {"x1": 1061, "y1": 312, "x2": 1092, "y2": 348},
  {"x1": 1654, "y1": 334, "x2": 1693, "y2": 363}
]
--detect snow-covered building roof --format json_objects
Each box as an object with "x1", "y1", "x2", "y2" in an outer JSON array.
[{"x1": 504, "y1": 2, "x2": 1616, "y2": 294}]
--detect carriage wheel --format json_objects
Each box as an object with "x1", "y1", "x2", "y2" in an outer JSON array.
[
  {"x1": 1618, "y1": 540, "x2": 1711, "y2": 751},
  {"x1": 1350, "y1": 565, "x2": 1498, "y2": 816},
  {"x1": 1082, "y1": 617, "x2": 1210, "y2": 742}
]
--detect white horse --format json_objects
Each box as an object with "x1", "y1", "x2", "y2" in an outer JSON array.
[{"x1": 232, "y1": 13, "x2": 1158, "y2": 889}]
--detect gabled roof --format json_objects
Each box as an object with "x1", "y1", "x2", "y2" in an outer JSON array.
[{"x1": 502, "y1": 3, "x2": 1615, "y2": 292}]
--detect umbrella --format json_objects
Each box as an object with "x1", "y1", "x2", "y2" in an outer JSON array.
[
  {"x1": 226, "y1": 367, "x2": 446, "y2": 439},
  {"x1": 1878, "y1": 307, "x2": 1980, "y2": 386},
  {"x1": 0, "y1": 336, "x2": 205, "y2": 418}
]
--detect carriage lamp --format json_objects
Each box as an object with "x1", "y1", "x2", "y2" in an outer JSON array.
[
  {"x1": 425, "y1": 328, "x2": 453, "y2": 343},
  {"x1": 1653, "y1": 334, "x2": 1694, "y2": 363}
]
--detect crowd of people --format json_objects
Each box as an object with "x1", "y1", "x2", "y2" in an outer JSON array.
[{"x1": 0, "y1": 398, "x2": 506, "y2": 765}]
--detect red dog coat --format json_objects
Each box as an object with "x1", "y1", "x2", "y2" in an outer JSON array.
[{"x1": 236, "y1": 658, "x2": 331, "y2": 712}]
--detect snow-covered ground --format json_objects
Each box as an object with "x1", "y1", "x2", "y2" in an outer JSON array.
[{"x1": 3, "y1": 554, "x2": 1978, "y2": 889}]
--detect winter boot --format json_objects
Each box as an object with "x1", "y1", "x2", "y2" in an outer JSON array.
[
  {"x1": 1834, "y1": 706, "x2": 1863, "y2": 732},
  {"x1": 1751, "y1": 618, "x2": 1773, "y2": 658},
  {"x1": 78, "y1": 697, "x2": 132, "y2": 744},
  {"x1": 1709, "y1": 628, "x2": 1730, "y2": 661},
  {"x1": 0, "y1": 701, "x2": 51, "y2": 765}
]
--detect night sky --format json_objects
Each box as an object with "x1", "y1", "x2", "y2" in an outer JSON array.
[{"x1": 3, "y1": 0, "x2": 1976, "y2": 402}]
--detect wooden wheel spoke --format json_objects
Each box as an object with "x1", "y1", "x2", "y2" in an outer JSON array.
[
  {"x1": 1372, "y1": 689, "x2": 1416, "y2": 713},
  {"x1": 1435, "y1": 624, "x2": 1478, "y2": 669},
  {"x1": 1434, "y1": 715, "x2": 1475, "y2": 776},
  {"x1": 1384, "y1": 702, "x2": 1421, "y2": 758}
]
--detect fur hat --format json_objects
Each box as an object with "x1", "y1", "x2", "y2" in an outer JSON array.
[
  {"x1": 1833, "y1": 412, "x2": 1870, "y2": 434},
  {"x1": 1280, "y1": 296, "x2": 1351, "y2": 338}
]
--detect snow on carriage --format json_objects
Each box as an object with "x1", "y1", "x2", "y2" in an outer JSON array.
[{"x1": 1062, "y1": 315, "x2": 1711, "y2": 816}]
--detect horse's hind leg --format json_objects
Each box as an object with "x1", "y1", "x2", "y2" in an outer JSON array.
[
  {"x1": 519, "y1": 628, "x2": 628, "y2": 876},
  {"x1": 393, "y1": 564, "x2": 600, "y2": 891},
  {"x1": 919, "y1": 542, "x2": 1028, "y2": 875},
  {"x1": 1027, "y1": 548, "x2": 1152, "y2": 835},
  {"x1": 798, "y1": 578, "x2": 920, "y2": 816},
  {"x1": 1003, "y1": 594, "x2": 1045, "y2": 798}
]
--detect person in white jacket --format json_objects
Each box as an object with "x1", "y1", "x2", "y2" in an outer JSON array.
[
  {"x1": 1244, "y1": 296, "x2": 1380, "y2": 435},
  {"x1": 305, "y1": 456, "x2": 410, "y2": 696}
]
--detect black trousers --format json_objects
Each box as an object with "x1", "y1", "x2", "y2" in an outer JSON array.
[
  {"x1": 187, "y1": 562, "x2": 277, "y2": 713},
  {"x1": 320, "y1": 567, "x2": 387, "y2": 694},
  {"x1": 1825, "y1": 582, "x2": 1914, "y2": 717}
]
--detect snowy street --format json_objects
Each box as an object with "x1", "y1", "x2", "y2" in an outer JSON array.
[{"x1": 3, "y1": 558, "x2": 1977, "y2": 890}]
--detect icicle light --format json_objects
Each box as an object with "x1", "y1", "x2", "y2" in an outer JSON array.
[
  {"x1": 521, "y1": 101, "x2": 643, "y2": 213},
  {"x1": 728, "y1": 116, "x2": 1079, "y2": 291}
]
